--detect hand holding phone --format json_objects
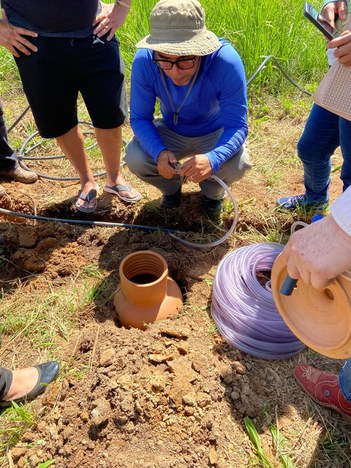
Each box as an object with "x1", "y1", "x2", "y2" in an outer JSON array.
[{"x1": 304, "y1": 2, "x2": 340, "y2": 40}]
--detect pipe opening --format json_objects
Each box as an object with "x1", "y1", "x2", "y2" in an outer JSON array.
[{"x1": 122, "y1": 253, "x2": 167, "y2": 284}]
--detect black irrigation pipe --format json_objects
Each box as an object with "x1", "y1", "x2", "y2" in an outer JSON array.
[
  {"x1": 0, "y1": 175, "x2": 238, "y2": 249},
  {"x1": 246, "y1": 55, "x2": 312, "y2": 96},
  {"x1": 7, "y1": 104, "x2": 30, "y2": 133},
  {"x1": 0, "y1": 207, "x2": 180, "y2": 233}
]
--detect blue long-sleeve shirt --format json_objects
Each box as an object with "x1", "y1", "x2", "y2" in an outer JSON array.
[{"x1": 130, "y1": 39, "x2": 248, "y2": 174}]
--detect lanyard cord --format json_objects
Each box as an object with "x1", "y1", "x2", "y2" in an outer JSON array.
[{"x1": 159, "y1": 59, "x2": 201, "y2": 125}]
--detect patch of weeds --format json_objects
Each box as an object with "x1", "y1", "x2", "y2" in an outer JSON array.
[
  {"x1": 237, "y1": 197, "x2": 256, "y2": 209},
  {"x1": 260, "y1": 166, "x2": 281, "y2": 188},
  {"x1": 275, "y1": 203, "x2": 329, "y2": 223},
  {"x1": 223, "y1": 198, "x2": 239, "y2": 220},
  {"x1": 37, "y1": 461, "x2": 56, "y2": 468},
  {"x1": 238, "y1": 212, "x2": 288, "y2": 245},
  {"x1": 0, "y1": 287, "x2": 79, "y2": 350},
  {"x1": 249, "y1": 97, "x2": 271, "y2": 120},
  {"x1": 269, "y1": 424, "x2": 294, "y2": 468},
  {"x1": 244, "y1": 416, "x2": 274, "y2": 468},
  {"x1": 20, "y1": 119, "x2": 37, "y2": 139},
  {"x1": 278, "y1": 95, "x2": 309, "y2": 118},
  {"x1": 81, "y1": 277, "x2": 114, "y2": 305},
  {"x1": 208, "y1": 324, "x2": 218, "y2": 334},
  {"x1": 80, "y1": 263, "x2": 104, "y2": 279},
  {"x1": 244, "y1": 417, "x2": 295, "y2": 468},
  {"x1": 278, "y1": 154, "x2": 301, "y2": 170},
  {"x1": 0, "y1": 312, "x2": 37, "y2": 336},
  {"x1": 253, "y1": 115, "x2": 271, "y2": 125},
  {"x1": 279, "y1": 96, "x2": 294, "y2": 115},
  {"x1": 0, "y1": 402, "x2": 36, "y2": 457},
  {"x1": 64, "y1": 365, "x2": 90, "y2": 382},
  {"x1": 321, "y1": 428, "x2": 351, "y2": 465}
]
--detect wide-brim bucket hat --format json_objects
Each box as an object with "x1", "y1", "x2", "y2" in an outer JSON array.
[{"x1": 136, "y1": 0, "x2": 221, "y2": 56}]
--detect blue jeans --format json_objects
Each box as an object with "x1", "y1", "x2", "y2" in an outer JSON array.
[
  {"x1": 0, "y1": 98, "x2": 17, "y2": 171},
  {"x1": 297, "y1": 104, "x2": 351, "y2": 203},
  {"x1": 339, "y1": 359, "x2": 351, "y2": 401}
]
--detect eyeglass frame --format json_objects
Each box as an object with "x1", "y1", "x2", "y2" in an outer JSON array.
[{"x1": 152, "y1": 52, "x2": 197, "y2": 70}]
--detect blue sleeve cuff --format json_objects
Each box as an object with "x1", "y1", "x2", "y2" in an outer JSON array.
[{"x1": 206, "y1": 152, "x2": 220, "y2": 174}]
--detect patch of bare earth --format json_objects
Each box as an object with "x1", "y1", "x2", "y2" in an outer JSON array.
[{"x1": 0, "y1": 95, "x2": 350, "y2": 467}]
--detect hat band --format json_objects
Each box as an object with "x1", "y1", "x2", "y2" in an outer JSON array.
[{"x1": 148, "y1": 27, "x2": 206, "y2": 43}]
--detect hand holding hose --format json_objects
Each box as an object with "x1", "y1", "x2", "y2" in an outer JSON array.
[
  {"x1": 157, "y1": 150, "x2": 180, "y2": 179},
  {"x1": 179, "y1": 154, "x2": 212, "y2": 183}
]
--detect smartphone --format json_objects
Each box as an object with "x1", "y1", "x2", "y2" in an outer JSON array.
[{"x1": 303, "y1": 2, "x2": 339, "y2": 40}]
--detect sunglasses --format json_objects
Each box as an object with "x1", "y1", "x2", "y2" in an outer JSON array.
[{"x1": 152, "y1": 53, "x2": 197, "y2": 70}]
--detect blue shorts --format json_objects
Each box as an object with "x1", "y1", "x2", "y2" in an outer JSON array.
[{"x1": 15, "y1": 34, "x2": 127, "y2": 138}]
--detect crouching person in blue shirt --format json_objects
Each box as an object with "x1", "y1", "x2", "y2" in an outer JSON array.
[{"x1": 125, "y1": 0, "x2": 251, "y2": 222}]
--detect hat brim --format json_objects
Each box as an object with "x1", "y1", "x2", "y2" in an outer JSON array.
[{"x1": 136, "y1": 30, "x2": 221, "y2": 56}]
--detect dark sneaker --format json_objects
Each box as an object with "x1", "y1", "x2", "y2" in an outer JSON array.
[
  {"x1": 0, "y1": 166, "x2": 38, "y2": 184},
  {"x1": 161, "y1": 187, "x2": 181, "y2": 209},
  {"x1": 294, "y1": 364, "x2": 351, "y2": 418},
  {"x1": 277, "y1": 194, "x2": 328, "y2": 211},
  {"x1": 202, "y1": 195, "x2": 223, "y2": 222}
]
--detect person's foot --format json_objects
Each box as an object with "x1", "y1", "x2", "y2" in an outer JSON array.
[
  {"x1": 202, "y1": 195, "x2": 223, "y2": 223},
  {"x1": 76, "y1": 181, "x2": 99, "y2": 212},
  {"x1": 294, "y1": 364, "x2": 351, "y2": 418},
  {"x1": 0, "y1": 184, "x2": 6, "y2": 197},
  {"x1": 106, "y1": 175, "x2": 141, "y2": 203},
  {"x1": 276, "y1": 194, "x2": 328, "y2": 211},
  {"x1": 2, "y1": 361, "x2": 60, "y2": 403},
  {"x1": 0, "y1": 166, "x2": 38, "y2": 184},
  {"x1": 161, "y1": 187, "x2": 182, "y2": 209}
]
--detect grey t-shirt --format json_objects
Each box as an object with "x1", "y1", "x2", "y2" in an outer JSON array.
[{"x1": 2, "y1": 0, "x2": 102, "y2": 37}]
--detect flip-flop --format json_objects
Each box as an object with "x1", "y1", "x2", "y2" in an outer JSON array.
[
  {"x1": 104, "y1": 184, "x2": 141, "y2": 203},
  {"x1": 76, "y1": 184, "x2": 99, "y2": 213}
]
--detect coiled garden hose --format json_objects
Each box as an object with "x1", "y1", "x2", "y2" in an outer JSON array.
[{"x1": 211, "y1": 243, "x2": 305, "y2": 359}]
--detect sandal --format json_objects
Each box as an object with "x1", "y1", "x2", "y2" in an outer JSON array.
[
  {"x1": 0, "y1": 361, "x2": 60, "y2": 407},
  {"x1": 104, "y1": 184, "x2": 141, "y2": 203},
  {"x1": 76, "y1": 184, "x2": 99, "y2": 213}
]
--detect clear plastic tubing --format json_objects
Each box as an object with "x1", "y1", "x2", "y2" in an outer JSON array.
[{"x1": 211, "y1": 242, "x2": 305, "y2": 360}]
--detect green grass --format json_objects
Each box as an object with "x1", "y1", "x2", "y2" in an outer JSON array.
[
  {"x1": 244, "y1": 416, "x2": 275, "y2": 467},
  {"x1": 0, "y1": 402, "x2": 36, "y2": 455},
  {"x1": 244, "y1": 417, "x2": 295, "y2": 468}
]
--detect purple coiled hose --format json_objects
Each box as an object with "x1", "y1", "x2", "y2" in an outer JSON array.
[{"x1": 211, "y1": 242, "x2": 305, "y2": 360}]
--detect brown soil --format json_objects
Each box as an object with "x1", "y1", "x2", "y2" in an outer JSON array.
[{"x1": 0, "y1": 99, "x2": 350, "y2": 468}]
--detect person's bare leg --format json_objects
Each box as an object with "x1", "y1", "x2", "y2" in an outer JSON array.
[
  {"x1": 56, "y1": 125, "x2": 97, "y2": 210},
  {"x1": 95, "y1": 126, "x2": 139, "y2": 200},
  {"x1": 3, "y1": 367, "x2": 39, "y2": 400}
]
